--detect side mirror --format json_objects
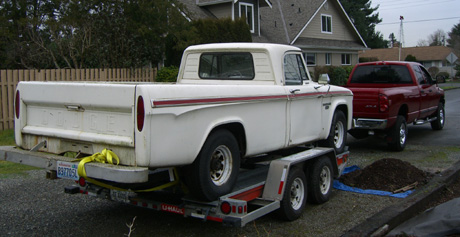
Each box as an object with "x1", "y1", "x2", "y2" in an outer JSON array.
[{"x1": 318, "y1": 74, "x2": 330, "y2": 85}]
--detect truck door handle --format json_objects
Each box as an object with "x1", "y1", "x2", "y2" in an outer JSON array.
[
  {"x1": 289, "y1": 89, "x2": 300, "y2": 94},
  {"x1": 65, "y1": 104, "x2": 85, "y2": 112}
]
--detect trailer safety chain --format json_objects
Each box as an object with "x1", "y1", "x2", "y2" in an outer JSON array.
[{"x1": 73, "y1": 149, "x2": 180, "y2": 193}]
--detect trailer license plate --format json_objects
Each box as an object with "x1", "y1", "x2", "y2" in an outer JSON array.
[
  {"x1": 57, "y1": 161, "x2": 79, "y2": 181},
  {"x1": 110, "y1": 190, "x2": 131, "y2": 203}
]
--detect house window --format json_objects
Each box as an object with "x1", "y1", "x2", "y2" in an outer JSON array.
[
  {"x1": 341, "y1": 54, "x2": 351, "y2": 65},
  {"x1": 321, "y1": 14, "x2": 332, "y2": 33},
  {"x1": 240, "y1": 3, "x2": 254, "y2": 33},
  {"x1": 305, "y1": 53, "x2": 316, "y2": 66},
  {"x1": 325, "y1": 53, "x2": 331, "y2": 65}
]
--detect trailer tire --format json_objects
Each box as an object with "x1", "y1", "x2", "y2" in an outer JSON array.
[
  {"x1": 319, "y1": 110, "x2": 347, "y2": 154},
  {"x1": 388, "y1": 115, "x2": 407, "y2": 151},
  {"x1": 431, "y1": 102, "x2": 445, "y2": 130},
  {"x1": 188, "y1": 129, "x2": 240, "y2": 201},
  {"x1": 307, "y1": 156, "x2": 333, "y2": 204},
  {"x1": 278, "y1": 167, "x2": 307, "y2": 221}
]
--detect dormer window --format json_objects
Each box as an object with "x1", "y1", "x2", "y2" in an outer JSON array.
[
  {"x1": 240, "y1": 3, "x2": 255, "y2": 33},
  {"x1": 321, "y1": 14, "x2": 332, "y2": 34}
]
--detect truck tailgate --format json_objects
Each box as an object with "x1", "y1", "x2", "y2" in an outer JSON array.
[
  {"x1": 16, "y1": 82, "x2": 137, "y2": 165},
  {"x1": 346, "y1": 87, "x2": 381, "y2": 116}
]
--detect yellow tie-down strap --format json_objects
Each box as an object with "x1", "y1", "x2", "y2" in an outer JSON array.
[{"x1": 74, "y1": 149, "x2": 179, "y2": 192}]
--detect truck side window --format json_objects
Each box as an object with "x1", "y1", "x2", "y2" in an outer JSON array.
[
  {"x1": 420, "y1": 66, "x2": 434, "y2": 85},
  {"x1": 284, "y1": 54, "x2": 307, "y2": 85},
  {"x1": 412, "y1": 65, "x2": 428, "y2": 85},
  {"x1": 199, "y1": 53, "x2": 255, "y2": 80}
]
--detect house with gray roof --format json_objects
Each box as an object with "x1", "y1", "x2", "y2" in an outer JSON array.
[{"x1": 177, "y1": 0, "x2": 368, "y2": 71}]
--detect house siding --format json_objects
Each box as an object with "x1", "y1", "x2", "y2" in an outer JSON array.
[
  {"x1": 206, "y1": 2, "x2": 233, "y2": 18},
  {"x1": 299, "y1": 1, "x2": 355, "y2": 41}
]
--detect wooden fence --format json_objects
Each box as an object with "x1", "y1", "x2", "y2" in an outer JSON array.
[{"x1": 0, "y1": 68, "x2": 157, "y2": 131}]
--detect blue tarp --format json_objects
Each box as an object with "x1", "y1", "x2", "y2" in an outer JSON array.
[{"x1": 333, "y1": 165, "x2": 414, "y2": 198}]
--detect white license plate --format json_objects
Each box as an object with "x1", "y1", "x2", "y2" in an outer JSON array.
[{"x1": 57, "y1": 161, "x2": 80, "y2": 181}]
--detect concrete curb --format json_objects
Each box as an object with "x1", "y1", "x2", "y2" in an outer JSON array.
[{"x1": 342, "y1": 159, "x2": 460, "y2": 237}]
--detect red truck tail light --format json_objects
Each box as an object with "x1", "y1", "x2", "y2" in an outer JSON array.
[
  {"x1": 15, "y1": 91, "x2": 20, "y2": 119},
  {"x1": 137, "y1": 96, "x2": 145, "y2": 132},
  {"x1": 379, "y1": 94, "x2": 389, "y2": 112}
]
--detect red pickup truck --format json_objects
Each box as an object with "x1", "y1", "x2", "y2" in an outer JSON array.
[{"x1": 345, "y1": 61, "x2": 445, "y2": 151}]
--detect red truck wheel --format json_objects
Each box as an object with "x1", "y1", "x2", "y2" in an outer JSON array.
[
  {"x1": 431, "y1": 102, "x2": 445, "y2": 130},
  {"x1": 388, "y1": 115, "x2": 407, "y2": 151},
  {"x1": 188, "y1": 129, "x2": 240, "y2": 201}
]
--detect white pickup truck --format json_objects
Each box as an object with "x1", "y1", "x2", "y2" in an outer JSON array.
[{"x1": 12, "y1": 43, "x2": 352, "y2": 201}]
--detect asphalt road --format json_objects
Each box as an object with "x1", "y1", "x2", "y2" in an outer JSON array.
[
  {"x1": 1, "y1": 88, "x2": 460, "y2": 236},
  {"x1": 409, "y1": 88, "x2": 460, "y2": 146}
]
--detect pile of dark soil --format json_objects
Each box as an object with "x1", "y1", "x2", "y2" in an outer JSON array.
[{"x1": 340, "y1": 158, "x2": 430, "y2": 192}]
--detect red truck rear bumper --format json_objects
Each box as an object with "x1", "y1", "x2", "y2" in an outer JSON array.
[{"x1": 353, "y1": 118, "x2": 388, "y2": 130}]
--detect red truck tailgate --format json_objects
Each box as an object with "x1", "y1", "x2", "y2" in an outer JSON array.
[{"x1": 346, "y1": 87, "x2": 382, "y2": 117}]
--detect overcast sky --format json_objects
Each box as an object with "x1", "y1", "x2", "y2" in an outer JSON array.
[{"x1": 370, "y1": 0, "x2": 460, "y2": 48}]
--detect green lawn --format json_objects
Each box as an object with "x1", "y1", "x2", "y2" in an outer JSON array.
[{"x1": 0, "y1": 129, "x2": 38, "y2": 178}]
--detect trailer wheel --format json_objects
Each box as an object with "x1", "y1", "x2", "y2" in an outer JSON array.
[
  {"x1": 188, "y1": 129, "x2": 240, "y2": 201},
  {"x1": 388, "y1": 115, "x2": 407, "y2": 151},
  {"x1": 307, "y1": 156, "x2": 333, "y2": 204},
  {"x1": 431, "y1": 102, "x2": 445, "y2": 130},
  {"x1": 319, "y1": 110, "x2": 347, "y2": 154},
  {"x1": 278, "y1": 167, "x2": 307, "y2": 221}
]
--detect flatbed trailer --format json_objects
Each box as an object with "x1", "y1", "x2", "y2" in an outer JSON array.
[{"x1": 1, "y1": 145, "x2": 348, "y2": 227}]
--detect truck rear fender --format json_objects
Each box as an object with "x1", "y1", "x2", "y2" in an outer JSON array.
[{"x1": 200, "y1": 121, "x2": 247, "y2": 159}]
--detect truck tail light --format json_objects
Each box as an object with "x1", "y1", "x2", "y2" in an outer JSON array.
[
  {"x1": 15, "y1": 90, "x2": 20, "y2": 119},
  {"x1": 137, "y1": 96, "x2": 145, "y2": 132},
  {"x1": 379, "y1": 94, "x2": 389, "y2": 112}
]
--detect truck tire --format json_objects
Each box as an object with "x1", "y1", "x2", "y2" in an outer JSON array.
[
  {"x1": 431, "y1": 102, "x2": 445, "y2": 130},
  {"x1": 188, "y1": 129, "x2": 240, "y2": 201},
  {"x1": 278, "y1": 167, "x2": 307, "y2": 221},
  {"x1": 388, "y1": 115, "x2": 407, "y2": 151},
  {"x1": 319, "y1": 110, "x2": 347, "y2": 154},
  {"x1": 307, "y1": 156, "x2": 333, "y2": 204}
]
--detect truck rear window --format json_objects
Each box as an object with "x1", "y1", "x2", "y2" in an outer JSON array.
[
  {"x1": 199, "y1": 53, "x2": 255, "y2": 80},
  {"x1": 350, "y1": 65, "x2": 413, "y2": 84}
]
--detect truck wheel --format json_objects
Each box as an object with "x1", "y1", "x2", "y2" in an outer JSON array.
[
  {"x1": 319, "y1": 110, "x2": 347, "y2": 154},
  {"x1": 307, "y1": 156, "x2": 333, "y2": 204},
  {"x1": 278, "y1": 167, "x2": 307, "y2": 221},
  {"x1": 431, "y1": 103, "x2": 445, "y2": 130},
  {"x1": 388, "y1": 115, "x2": 407, "y2": 151},
  {"x1": 188, "y1": 129, "x2": 240, "y2": 201}
]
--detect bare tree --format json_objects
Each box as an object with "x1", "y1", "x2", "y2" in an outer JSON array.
[
  {"x1": 428, "y1": 29, "x2": 447, "y2": 46},
  {"x1": 417, "y1": 39, "x2": 429, "y2": 47}
]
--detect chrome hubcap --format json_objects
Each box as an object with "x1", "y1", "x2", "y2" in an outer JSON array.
[
  {"x1": 399, "y1": 123, "x2": 406, "y2": 145},
  {"x1": 290, "y1": 177, "x2": 305, "y2": 210},
  {"x1": 334, "y1": 121, "x2": 345, "y2": 149},
  {"x1": 319, "y1": 166, "x2": 331, "y2": 194},
  {"x1": 210, "y1": 145, "x2": 233, "y2": 186}
]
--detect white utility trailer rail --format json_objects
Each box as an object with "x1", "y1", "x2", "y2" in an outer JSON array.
[{"x1": 1, "y1": 146, "x2": 349, "y2": 227}]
